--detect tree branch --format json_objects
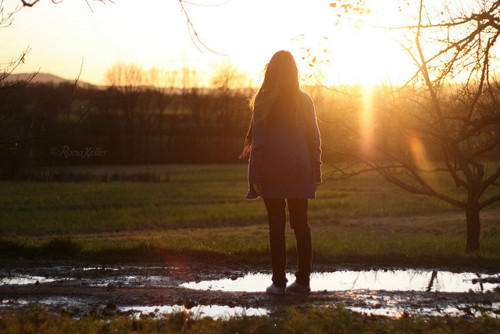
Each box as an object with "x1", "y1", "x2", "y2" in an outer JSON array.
[
  {"x1": 178, "y1": 0, "x2": 227, "y2": 56},
  {"x1": 479, "y1": 194, "x2": 500, "y2": 209}
]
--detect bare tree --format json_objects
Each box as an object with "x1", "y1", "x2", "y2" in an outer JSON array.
[
  {"x1": 210, "y1": 59, "x2": 249, "y2": 128},
  {"x1": 0, "y1": 0, "x2": 102, "y2": 147},
  {"x1": 180, "y1": 66, "x2": 205, "y2": 129},
  {"x1": 146, "y1": 67, "x2": 178, "y2": 161},
  {"x1": 320, "y1": 0, "x2": 500, "y2": 251},
  {"x1": 0, "y1": 0, "x2": 37, "y2": 90},
  {"x1": 210, "y1": 59, "x2": 248, "y2": 92},
  {"x1": 105, "y1": 61, "x2": 145, "y2": 162}
]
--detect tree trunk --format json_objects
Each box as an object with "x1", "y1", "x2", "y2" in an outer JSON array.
[{"x1": 466, "y1": 205, "x2": 480, "y2": 252}]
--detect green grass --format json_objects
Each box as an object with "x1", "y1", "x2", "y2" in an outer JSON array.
[
  {"x1": 3, "y1": 227, "x2": 500, "y2": 268},
  {"x1": 0, "y1": 165, "x2": 461, "y2": 236},
  {"x1": 1, "y1": 164, "x2": 499, "y2": 266},
  {"x1": 1, "y1": 306, "x2": 500, "y2": 333}
]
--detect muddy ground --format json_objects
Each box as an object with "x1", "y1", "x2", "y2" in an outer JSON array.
[{"x1": 1, "y1": 259, "x2": 500, "y2": 319}]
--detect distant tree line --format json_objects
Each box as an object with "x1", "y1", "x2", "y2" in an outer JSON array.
[
  {"x1": 2, "y1": 72, "x2": 500, "y2": 179},
  {"x1": 0, "y1": 64, "x2": 255, "y2": 177}
]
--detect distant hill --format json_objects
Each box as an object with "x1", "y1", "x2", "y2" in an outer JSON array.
[{"x1": 7, "y1": 72, "x2": 94, "y2": 87}]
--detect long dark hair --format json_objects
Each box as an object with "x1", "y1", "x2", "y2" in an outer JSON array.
[
  {"x1": 239, "y1": 51, "x2": 302, "y2": 159},
  {"x1": 251, "y1": 50, "x2": 302, "y2": 125}
]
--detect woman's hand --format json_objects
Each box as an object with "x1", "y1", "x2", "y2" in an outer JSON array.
[
  {"x1": 239, "y1": 143, "x2": 251, "y2": 160},
  {"x1": 238, "y1": 135, "x2": 252, "y2": 160},
  {"x1": 253, "y1": 182, "x2": 264, "y2": 197}
]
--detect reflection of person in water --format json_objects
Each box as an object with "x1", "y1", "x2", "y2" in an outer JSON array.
[{"x1": 240, "y1": 50, "x2": 322, "y2": 295}]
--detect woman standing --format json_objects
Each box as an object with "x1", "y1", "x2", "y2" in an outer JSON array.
[{"x1": 240, "y1": 50, "x2": 322, "y2": 295}]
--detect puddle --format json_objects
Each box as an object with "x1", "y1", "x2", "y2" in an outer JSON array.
[
  {"x1": 347, "y1": 302, "x2": 500, "y2": 319},
  {"x1": 85, "y1": 275, "x2": 174, "y2": 288},
  {"x1": 347, "y1": 306, "x2": 407, "y2": 318},
  {"x1": 341, "y1": 290, "x2": 500, "y2": 319},
  {"x1": 1, "y1": 264, "x2": 499, "y2": 320},
  {"x1": 0, "y1": 265, "x2": 178, "y2": 288},
  {"x1": 1, "y1": 296, "x2": 268, "y2": 320},
  {"x1": 16, "y1": 296, "x2": 88, "y2": 309},
  {"x1": 119, "y1": 304, "x2": 268, "y2": 320},
  {"x1": 73, "y1": 267, "x2": 120, "y2": 272},
  {"x1": 181, "y1": 269, "x2": 500, "y2": 293},
  {"x1": 0, "y1": 275, "x2": 57, "y2": 285}
]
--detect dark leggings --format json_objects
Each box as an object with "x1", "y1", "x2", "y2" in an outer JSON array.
[{"x1": 263, "y1": 198, "x2": 312, "y2": 288}]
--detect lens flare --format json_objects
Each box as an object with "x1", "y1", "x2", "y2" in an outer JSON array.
[
  {"x1": 408, "y1": 135, "x2": 432, "y2": 171},
  {"x1": 408, "y1": 134, "x2": 438, "y2": 186},
  {"x1": 360, "y1": 85, "x2": 374, "y2": 159}
]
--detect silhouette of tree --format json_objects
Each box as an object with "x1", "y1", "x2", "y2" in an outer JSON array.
[
  {"x1": 210, "y1": 59, "x2": 248, "y2": 91},
  {"x1": 146, "y1": 67, "x2": 178, "y2": 160},
  {"x1": 0, "y1": 0, "x2": 36, "y2": 90},
  {"x1": 180, "y1": 66, "x2": 206, "y2": 130},
  {"x1": 321, "y1": 0, "x2": 500, "y2": 251},
  {"x1": 210, "y1": 59, "x2": 250, "y2": 128},
  {"x1": 0, "y1": 0, "x2": 94, "y2": 150},
  {"x1": 105, "y1": 61, "x2": 145, "y2": 163}
]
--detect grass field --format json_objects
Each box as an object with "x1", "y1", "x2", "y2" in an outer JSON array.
[
  {"x1": 1, "y1": 164, "x2": 499, "y2": 267},
  {"x1": 2, "y1": 306, "x2": 500, "y2": 334},
  {"x1": 2, "y1": 164, "x2": 500, "y2": 332}
]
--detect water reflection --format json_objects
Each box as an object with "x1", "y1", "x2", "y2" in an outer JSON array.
[
  {"x1": 87, "y1": 275, "x2": 174, "y2": 288},
  {"x1": 181, "y1": 270, "x2": 499, "y2": 293},
  {"x1": 0, "y1": 275, "x2": 57, "y2": 285},
  {"x1": 347, "y1": 302, "x2": 500, "y2": 319},
  {"x1": 119, "y1": 304, "x2": 268, "y2": 320},
  {"x1": 1, "y1": 266, "x2": 498, "y2": 320}
]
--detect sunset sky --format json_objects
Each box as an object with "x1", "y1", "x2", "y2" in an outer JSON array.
[{"x1": 2, "y1": 0, "x2": 417, "y2": 86}]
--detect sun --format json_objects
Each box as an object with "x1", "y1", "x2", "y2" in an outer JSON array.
[
  {"x1": 306, "y1": 25, "x2": 414, "y2": 87},
  {"x1": 294, "y1": 0, "x2": 418, "y2": 88}
]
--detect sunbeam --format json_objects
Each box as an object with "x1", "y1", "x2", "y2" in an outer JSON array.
[{"x1": 360, "y1": 85, "x2": 374, "y2": 159}]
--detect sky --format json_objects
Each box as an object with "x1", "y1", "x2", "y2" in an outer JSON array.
[{"x1": 1, "y1": 0, "x2": 417, "y2": 86}]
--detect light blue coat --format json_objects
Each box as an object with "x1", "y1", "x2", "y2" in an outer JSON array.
[{"x1": 246, "y1": 91, "x2": 322, "y2": 200}]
